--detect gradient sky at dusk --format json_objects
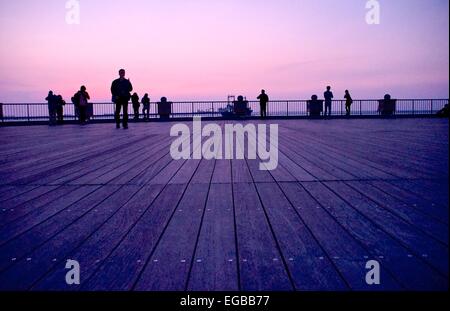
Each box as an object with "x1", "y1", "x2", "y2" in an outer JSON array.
[{"x1": 0, "y1": 0, "x2": 448, "y2": 102}]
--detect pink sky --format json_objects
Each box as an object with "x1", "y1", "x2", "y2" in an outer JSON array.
[{"x1": 0, "y1": 0, "x2": 448, "y2": 102}]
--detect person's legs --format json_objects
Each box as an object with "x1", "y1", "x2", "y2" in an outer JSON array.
[
  {"x1": 56, "y1": 107, "x2": 63, "y2": 123},
  {"x1": 123, "y1": 102, "x2": 129, "y2": 128},
  {"x1": 49, "y1": 107, "x2": 57, "y2": 125},
  {"x1": 115, "y1": 102, "x2": 122, "y2": 128},
  {"x1": 325, "y1": 104, "x2": 331, "y2": 116},
  {"x1": 78, "y1": 106, "x2": 84, "y2": 123},
  {"x1": 261, "y1": 103, "x2": 267, "y2": 118}
]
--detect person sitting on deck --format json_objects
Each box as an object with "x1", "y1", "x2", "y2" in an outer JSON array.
[
  {"x1": 45, "y1": 91, "x2": 58, "y2": 126},
  {"x1": 307, "y1": 95, "x2": 323, "y2": 117},
  {"x1": 233, "y1": 95, "x2": 250, "y2": 116},
  {"x1": 157, "y1": 97, "x2": 172, "y2": 119},
  {"x1": 142, "y1": 93, "x2": 150, "y2": 120},
  {"x1": 131, "y1": 92, "x2": 140, "y2": 120},
  {"x1": 437, "y1": 104, "x2": 449, "y2": 118}
]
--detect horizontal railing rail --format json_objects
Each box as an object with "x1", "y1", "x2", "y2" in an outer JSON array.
[{"x1": 0, "y1": 99, "x2": 448, "y2": 123}]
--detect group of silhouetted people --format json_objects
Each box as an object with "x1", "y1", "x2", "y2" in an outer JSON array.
[
  {"x1": 322, "y1": 86, "x2": 353, "y2": 117},
  {"x1": 44, "y1": 67, "x2": 412, "y2": 127},
  {"x1": 111, "y1": 69, "x2": 154, "y2": 129},
  {"x1": 45, "y1": 91, "x2": 66, "y2": 126}
]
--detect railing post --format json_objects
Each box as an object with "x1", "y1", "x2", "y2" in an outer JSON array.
[
  {"x1": 27, "y1": 104, "x2": 30, "y2": 122},
  {"x1": 191, "y1": 102, "x2": 194, "y2": 117},
  {"x1": 286, "y1": 101, "x2": 289, "y2": 117},
  {"x1": 341, "y1": 101, "x2": 343, "y2": 116},
  {"x1": 360, "y1": 100, "x2": 362, "y2": 116},
  {"x1": 412, "y1": 100, "x2": 415, "y2": 115},
  {"x1": 431, "y1": 99, "x2": 433, "y2": 114},
  {"x1": 211, "y1": 102, "x2": 214, "y2": 117}
]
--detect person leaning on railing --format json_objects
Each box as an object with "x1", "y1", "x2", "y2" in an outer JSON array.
[
  {"x1": 45, "y1": 91, "x2": 58, "y2": 126},
  {"x1": 72, "y1": 86, "x2": 91, "y2": 124},
  {"x1": 142, "y1": 93, "x2": 150, "y2": 120},
  {"x1": 344, "y1": 90, "x2": 353, "y2": 116}
]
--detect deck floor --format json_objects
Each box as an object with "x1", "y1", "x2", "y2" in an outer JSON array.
[{"x1": 0, "y1": 118, "x2": 448, "y2": 291}]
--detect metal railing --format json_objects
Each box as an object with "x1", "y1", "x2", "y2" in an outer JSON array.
[{"x1": 0, "y1": 99, "x2": 448, "y2": 123}]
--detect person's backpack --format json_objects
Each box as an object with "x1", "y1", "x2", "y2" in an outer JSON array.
[{"x1": 72, "y1": 92, "x2": 81, "y2": 107}]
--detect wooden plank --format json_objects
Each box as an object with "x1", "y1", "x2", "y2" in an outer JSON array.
[
  {"x1": 0, "y1": 186, "x2": 38, "y2": 201},
  {"x1": 0, "y1": 185, "x2": 60, "y2": 222},
  {"x1": 282, "y1": 133, "x2": 395, "y2": 180},
  {"x1": 32, "y1": 184, "x2": 164, "y2": 290},
  {"x1": 187, "y1": 183, "x2": 238, "y2": 291},
  {"x1": 370, "y1": 180, "x2": 448, "y2": 223},
  {"x1": 0, "y1": 186, "x2": 100, "y2": 246},
  {"x1": 134, "y1": 183, "x2": 210, "y2": 290},
  {"x1": 233, "y1": 182, "x2": 293, "y2": 291},
  {"x1": 211, "y1": 160, "x2": 232, "y2": 184},
  {"x1": 326, "y1": 181, "x2": 448, "y2": 276},
  {"x1": 39, "y1": 135, "x2": 168, "y2": 185},
  {"x1": 347, "y1": 180, "x2": 448, "y2": 244},
  {"x1": 388, "y1": 179, "x2": 449, "y2": 208},
  {"x1": 279, "y1": 182, "x2": 399, "y2": 290},
  {"x1": 82, "y1": 184, "x2": 188, "y2": 290},
  {"x1": 255, "y1": 182, "x2": 347, "y2": 290},
  {"x1": 304, "y1": 182, "x2": 447, "y2": 290},
  {"x1": 0, "y1": 185, "x2": 121, "y2": 273},
  {"x1": 0, "y1": 185, "x2": 79, "y2": 227},
  {"x1": 0, "y1": 185, "x2": 140, "y2": 290}
]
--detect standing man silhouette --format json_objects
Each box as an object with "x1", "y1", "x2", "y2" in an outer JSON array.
[
  {"x1": 257, "y1": 89, "x2": 269, "y2": 118},
  {"x1": 111, "y1": 69, "x2": 133, "y2": 129},
  {"x1": 324, "y1": 86, "x2": 333, "y2": 117}
]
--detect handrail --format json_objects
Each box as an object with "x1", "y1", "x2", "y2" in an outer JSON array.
[{"x1": 0, "y1": 99, "x2": 448, "y2": 123}]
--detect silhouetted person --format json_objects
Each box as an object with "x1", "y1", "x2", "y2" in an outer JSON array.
[
  {"x1": 73, "y1": 86, "x2": 90, "y2": 124},
  {"x1": 158, "y1": 97, "x2": 172, "y2": 119},
  {"x1": 437, "y1": 104, "x2": 449, "y2": 118},
  {"x1": 233, "y1": 95, "x2": 250, "y2": 116},
  {"x1": 378, "y1": 94, "x2": 396, "y2": 116},
  {"x1": 257, "y1": 89, "x2": 269, "y2": 118},
  {"x1": 142, "y1": 93, "x2": 150, "y2": 120},
  {"x1": 344, "y1": 90, "x2": 353, "y2": 116},
  {"x1": 111, "y1": 69, "x2": 133, "y2": 129},
  {"x1": 131, "y1": 93, "x2": 140, "y2": 120},
  {"x1": 307, "y1": 94, "x2": 323, "y2": 117},
  {"x1": 45, "y1": 91, "x2": 57, "y2": 126},
  {"x1": 324, "y1": 86, "x2": 333, "y2": 117},
  {"x1": 56, "y1": 95, "x2": 66, "y2": 124}
]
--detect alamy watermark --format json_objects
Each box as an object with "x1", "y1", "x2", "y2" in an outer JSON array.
[
  {"x1": 66, "y1": 0, "x2": 80, "y2": 25},
  {"x1": 366, "y1": 0, "x2": 380, "y2": 25},
  {"x1": 170, "y1": 117, "x2": 279, "y2": 171},
  {"x1": 65, "y1": 259, "x2": 80, "y2": 285},
  {"x1": 365, "y1": 260, "x2": 381, "y2": 285}
]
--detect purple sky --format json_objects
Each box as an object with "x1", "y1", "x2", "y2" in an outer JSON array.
[{"x1": 0, "y1": 0, "x2": 448, "y2": 102}]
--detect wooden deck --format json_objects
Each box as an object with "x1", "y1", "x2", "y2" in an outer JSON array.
[{"x1": 0, "y1": 118, "x2": 448, "y2": 291}]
